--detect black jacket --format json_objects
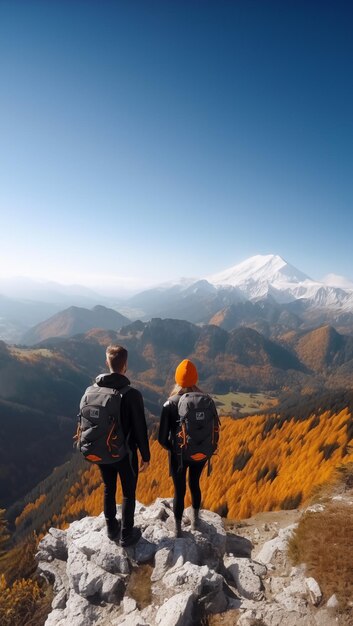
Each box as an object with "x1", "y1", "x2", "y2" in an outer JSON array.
[
  {"x1": 95, "y1": 372, "x2": 150, "y2": 462},
  {"x1": 158, "y1": 394, "x2": 181, "y2": 452}
]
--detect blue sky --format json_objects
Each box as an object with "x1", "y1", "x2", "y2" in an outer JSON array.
[{"x1": 0, "y1": 0, "x2": 352, "y2": 291}]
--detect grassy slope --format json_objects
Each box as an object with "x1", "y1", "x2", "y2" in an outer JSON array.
[{"x1": 213, "y1": 391, "x2": 277, "y2": 416}]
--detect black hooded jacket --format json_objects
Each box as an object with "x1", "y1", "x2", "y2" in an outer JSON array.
[
  {"x1": 158, "y1": 395, "x2": 181, "y2": 452},
  {"x1": 95, "y1": 372, "x2": 150, "y2": 462}
]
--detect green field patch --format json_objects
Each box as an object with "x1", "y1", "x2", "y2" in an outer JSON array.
[
  {"x1": 213, "y1": 391, "x2": 277, "y2": 417},
  {"x1": 10, "y1": 347, "x2": 54, "y2": 359}
]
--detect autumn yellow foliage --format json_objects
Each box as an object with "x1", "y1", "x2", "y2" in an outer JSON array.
[
  {"x1": 0, "y1": 574, "x2": 41, "y2": 626},
  {"x1": 6, "y1": 404, "x2": 352, "y2": 626},
  {"x1": 15, "y1": 495, "x2": 47, "y2": 528},
  {"x1": 51, "y1": 406, "x2": 353, "y2": 526}
]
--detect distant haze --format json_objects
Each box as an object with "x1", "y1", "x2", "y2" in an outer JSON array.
[
  {"x1": 0, "y1": 275, "x2": 144, "y2": 298},
  {"x1": 0, "y1": 254, "x2": 352, "y2": 299}
]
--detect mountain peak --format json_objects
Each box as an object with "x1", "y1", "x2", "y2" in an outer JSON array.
[
  {"x1": 21, "y1": 305, "x2": 130, "y2": 345},
  {"x1": 206, "y1": 254, "x2": 311, "y2": 291}
]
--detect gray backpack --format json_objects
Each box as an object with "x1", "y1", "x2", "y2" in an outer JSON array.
[
  {"x1": 75, "y1": 384, "x2": 131, "y2": 464},
  {"x1": 174, "y1": 392, "x2": 220, "y2": 472}
]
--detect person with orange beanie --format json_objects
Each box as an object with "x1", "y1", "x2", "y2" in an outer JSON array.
[{"x1": 158, "y1": 359, "x2": 219, "y2": 537}]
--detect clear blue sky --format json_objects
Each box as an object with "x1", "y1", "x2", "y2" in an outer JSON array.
[{"x1": 0, "y1": 0, "x2": 352, "y2": 290}]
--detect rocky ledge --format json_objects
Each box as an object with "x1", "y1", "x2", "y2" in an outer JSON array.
[{"x1": 36, "y1": 498, "x2": 338, "y2": 626}]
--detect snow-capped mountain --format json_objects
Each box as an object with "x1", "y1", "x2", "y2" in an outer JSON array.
[
  {"x1": 124, "y1": 254, "x2": 353, "y2": 325},
  {"x1": 3, "y1": 255, "x2": 353, "y2": 345},
  {"x1": 207, "y1": 254, "x2": 310, "y2": 288},
  {"x1": 206, "y1": 254, "x2": 353, "y2": 310}
]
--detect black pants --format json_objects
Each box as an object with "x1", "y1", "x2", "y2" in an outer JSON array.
[
  {"x1": 170, "y1": 455, "x2": 207, "y2": 521},
  {"x1": 99, "y1": 452, "x2": 138, "y2": 539}
]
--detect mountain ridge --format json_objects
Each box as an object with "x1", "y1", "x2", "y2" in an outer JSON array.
[
  {"x1": 2, "y1": 255, "x2": 353, "y2": 344},
  {"x1": 21, "y1": 304, "x2": 130, "y2": 345},
  {"x1": 121, "y1": 254, "x2": 353, "y2": 327}
]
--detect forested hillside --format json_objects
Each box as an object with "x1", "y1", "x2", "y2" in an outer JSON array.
[
  {"x1": 12, "y1": 393, "x2": 353, "y2": 538},
  {"x1": 2, "y1": 316, "x2": 353, "y2": 509},
  {"x1": 0, "y1": 341, "x2": 90, "y2": 507}
]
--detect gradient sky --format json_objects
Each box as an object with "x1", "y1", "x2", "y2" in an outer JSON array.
[{"x1": 1, "y1": 0, "x2": 352, "y2": 292}]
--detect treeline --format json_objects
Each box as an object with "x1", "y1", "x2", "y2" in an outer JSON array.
[
  {"x1": 11, "y1": 396, "x2": 353, "y2": 535},
  {"x1": 7, "y1": 454, "x2": 87, "y2": 541},
  {"x1": 273, "y1": 388, "x2": 353, "y2": 421}
]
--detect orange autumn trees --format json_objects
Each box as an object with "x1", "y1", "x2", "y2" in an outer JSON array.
[
  {"x1": 8, "y1": 396, "x2": 352, "y2": 626},
  {"x1": 15, "y1": 495, "x2": 47, "y2": 528},
  {"x1": 42, "y1": 403, "x2": 353, "y2": 529},
  {"x1": 0, "y1": 575, "x2": 41, "y2": 626}
]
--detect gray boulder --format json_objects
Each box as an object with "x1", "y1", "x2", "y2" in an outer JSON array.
[
  {"x1": 151, "y1": 541, "x2": 174, "y2": 581},
  {"x1": 37, "y1": 558, "x2": 68, "y2": 594},
  {"x1": 134, "y1": 536, "x2": 159, "y2": 564},
  {"x1": 73, "y1": 531, "x2": 130, "y2": 574},
  {"x1": 36, "y1": 527, "x2": 68, "y2": 562},
  {"x1": 66, "y1": 513, "x2": 106, "y2": 541},
  {"x1": 163, "y1": 561, "x2": 227, "y2": 614},
  {"x1": 67, "y1": 544, "x2": 125, "y2": 602},
  {"x1": 51, "y1": 589, "x2": 67, "y2": 611},
  {"x1": 256, "y1": 524, "x2": 297, "y2": 565},
  {"x1": 155, "y1": 590, "x2": 196, "y2": 626},
  {"x1": 225, "y1": 557, "x2": 264, "y2": 601},
  {"x1": 305, "y1": 577, "x2": 322, "y2": 606}
]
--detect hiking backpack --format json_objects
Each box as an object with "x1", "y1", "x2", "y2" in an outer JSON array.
[
  {"x1": 174, "y1": 392, "x2": 220, "y2": 471},
  {"x1": 75, "y1": 384, "x2": 131, "y2": 464}
]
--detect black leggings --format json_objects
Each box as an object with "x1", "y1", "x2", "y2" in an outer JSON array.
[
  {"x1": 99, "y1": 452, "x2": 138, "y2": 538},
  {"x1": 170, "y1": 455, "x2": 207, "y2": 520}
]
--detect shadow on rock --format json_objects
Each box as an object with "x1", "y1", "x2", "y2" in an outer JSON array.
[{"x1": 225, "y1": 532, "x2": 253, "y2": 558}]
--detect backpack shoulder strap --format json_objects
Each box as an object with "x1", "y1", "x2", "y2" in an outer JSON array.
[
  {"x1": 169, "y1": 393, "x2": 182, "y2": 405},
  {"x1": 85, "y1": 384, "x2": 131, "y2": 399},
  {"x1": 117, "y1": 384, "x2": 131, "y2": 397},
  {"x1": 106, "y1": 385, "x2": 131, "y2": 425}
]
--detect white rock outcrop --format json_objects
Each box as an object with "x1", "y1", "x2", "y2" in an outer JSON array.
[
  {"x1": 37, "y1": 499, "x2": 231, "y2": 626},
  {"x1": 36, "y1": 498, "x2": 339, "y2": 626}
]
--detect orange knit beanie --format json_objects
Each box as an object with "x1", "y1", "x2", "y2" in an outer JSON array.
[{"x1": 175, "y1": 359, "x2": 198, "y2": 387}]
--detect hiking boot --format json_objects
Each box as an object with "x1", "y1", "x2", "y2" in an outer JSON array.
[
  {"x1": 174, "y1": 518, "x2": 182, "y2": 538},
  {"x1": 120, "y1": 527, "x2": 141, "y2": 548},
  {"x1": 106, "y1": 518, "x2": 121, "y2": 540},
  {"x1": 191, "y1": 508, "x2": 200, "y2": 531}
]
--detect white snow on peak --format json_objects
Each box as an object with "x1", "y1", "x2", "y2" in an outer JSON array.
[
  {"x1": 204, "y1": 254, "x2": 353, "y2": 310},
  {"x1": 206, "y1": 254, "x2": 310, "y2": 289},
  {"x1": 148, "y1": 254, "x2": 353, "y2": 313}
]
